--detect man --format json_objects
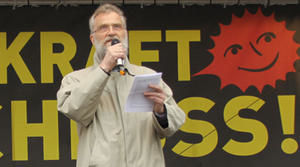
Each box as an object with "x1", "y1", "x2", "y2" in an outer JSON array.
[{"x1": 57, "y1": 3, "x2": 185, "y2": 167}]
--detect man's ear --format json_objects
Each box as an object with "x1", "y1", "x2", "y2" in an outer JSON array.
[{"x1": 90, "y1": 34, "x2": 95, "y2": 45}]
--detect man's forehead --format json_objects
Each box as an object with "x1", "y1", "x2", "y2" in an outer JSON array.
[{"x1": 95, "y1": 12, "x2": 122, "y2": 24}]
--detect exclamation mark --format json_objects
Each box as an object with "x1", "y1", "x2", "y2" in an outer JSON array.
[
  {"x1": 278, "y1": 95, "x2": 298, "y2": 154},
  {"x1": 0, "y1": 105, "x2": 3, "y2": 158}
]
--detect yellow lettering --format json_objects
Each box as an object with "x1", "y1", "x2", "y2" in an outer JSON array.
[
  {"x1": 85, "y1": 45, "x2": 95, "y2": 67},
  {"x1": 223, "y1": 96, "x2": 268, "y2": 156},
  {"x1": 166, "y1": 30, "x2": 200, "y2": 81},
  {"x1": 173, "y1": 97, "x2": 217, "y2": 157},
  {"x1": 0, "y1": 32, "x2": 35, "y2": 84},
  {"x1": 11, "y1": 100, "x2": 59, "y2": 160},
  {"x1": 70, "y1": 120, "x2": 78, "y2": 160},
  {"x1": 161, "y1": 138, "x2": 166, "y2": 148},
  {"x1": 41, "y1": 32, "x2": 76, "y2": 83},
  {"x1": 129, "y1": 30, "x2": 161, "y2": 65}
]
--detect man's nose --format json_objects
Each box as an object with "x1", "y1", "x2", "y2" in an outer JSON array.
[{"x1": 107, "y1": 26, "x2": 116, "y2": 35}]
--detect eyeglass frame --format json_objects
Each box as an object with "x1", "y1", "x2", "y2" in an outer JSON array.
[{"x1": 91, "y1": 23, "x2": 125, "y2": 34}]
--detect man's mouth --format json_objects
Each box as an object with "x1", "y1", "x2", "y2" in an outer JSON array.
[
  {"x1": 104, "y1": 39, "x2": 112, "y2": 45},
  {"x1": 105, "y1": 37, "x2": 119, "y2": 46}
]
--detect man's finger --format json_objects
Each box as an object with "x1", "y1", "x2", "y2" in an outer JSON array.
[{"x1": 148, "y1": 84, "x2": 164, "y2": 93}]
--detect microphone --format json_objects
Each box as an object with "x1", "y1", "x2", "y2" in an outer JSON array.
[{"x1": 111, "y1": 38, "x2": 125, "y2": 75}]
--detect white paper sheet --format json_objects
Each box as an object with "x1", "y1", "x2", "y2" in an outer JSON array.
[{"x1": 125, "y1": 72, "x2": 162, "y2": 112}]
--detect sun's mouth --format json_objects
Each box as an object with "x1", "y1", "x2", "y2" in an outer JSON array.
[{"x1": 238, "y1": 52, "x2": 279, "y2": 72}]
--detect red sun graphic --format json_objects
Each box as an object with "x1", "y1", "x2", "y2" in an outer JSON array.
[{"x1": 193, "y1": 9, "x2": 299, "y2": 92}]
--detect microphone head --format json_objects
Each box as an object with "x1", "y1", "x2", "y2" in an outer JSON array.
[
  {"x1": 111, "y1": 38, "x2": 120, "y2": 45},
  {"x1": 111, "y1": 38, "x2": 125, "y2": 76}
]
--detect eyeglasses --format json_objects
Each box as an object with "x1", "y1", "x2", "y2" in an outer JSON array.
[{"x1": 92, "y1": 24, "x2": 124, "y2": 34}]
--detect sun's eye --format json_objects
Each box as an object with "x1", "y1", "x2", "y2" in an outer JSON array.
[
  {"x1": 231, "y1": 47, "x2": 238, "y2": 54},
  {"x1": 224, "y1": 44, "x2": 243, "y2": 57},
  {"x1": 264, "y1": 36, "x2": 272, "y2": 42},
  {"x1": 256, "y1": 32, "x2": 276, "y2": 44}
]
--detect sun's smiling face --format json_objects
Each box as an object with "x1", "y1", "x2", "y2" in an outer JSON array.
[
  {"x1": 193, "y1": 9, "x2": 299, "y2": 92},
  {"x1": 227, "y1": 32, "x2": 279, "y2": 72}
]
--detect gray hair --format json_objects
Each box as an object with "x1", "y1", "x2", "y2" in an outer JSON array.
[{"x1": 89, "y1": 4, "x2": 127, "y2": 34}]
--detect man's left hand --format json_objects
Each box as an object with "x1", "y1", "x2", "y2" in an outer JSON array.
[{"x1": 144, "y1": 84, "x2": 166, "y2": 114}]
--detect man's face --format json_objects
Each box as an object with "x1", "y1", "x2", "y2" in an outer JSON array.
[{"x1": 90, "y1": 11, "x2": 127, "y2": 47}]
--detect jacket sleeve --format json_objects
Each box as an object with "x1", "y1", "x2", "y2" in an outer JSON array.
[
  {"x1": 152, "y1": 80, "x2": 185, "y2": 138},
  {"x1": 57, "y1": 67, "x2": 109, "y2": 127}
]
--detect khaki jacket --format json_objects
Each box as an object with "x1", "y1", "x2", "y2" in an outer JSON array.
[{"x1": 57, "y1": 58, "x2": 185, "y2": 167}]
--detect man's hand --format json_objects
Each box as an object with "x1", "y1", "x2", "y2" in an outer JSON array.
[
  {"x1": 99, "y1": 43, "x2": 126, "y2": 72},
  {"x1": 144, "y1": 84, "x2": 166, "y2": 114}
]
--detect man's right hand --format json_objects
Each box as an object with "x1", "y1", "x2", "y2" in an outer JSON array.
[{"x1": 99, "y1": 43, "x2": 126, "y2": 73}]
